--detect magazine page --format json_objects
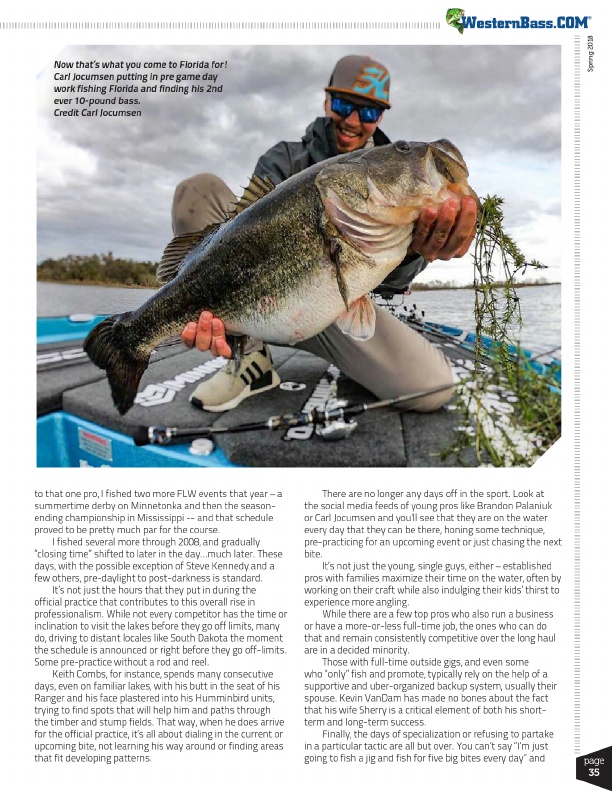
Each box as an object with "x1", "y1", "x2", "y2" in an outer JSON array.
[{"x1": 1, "y1": 3, "x2": 608, "y2": 791}]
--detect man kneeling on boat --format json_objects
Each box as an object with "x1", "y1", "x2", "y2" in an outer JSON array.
[{"x1": 169, "y1": 55, "x2": 477, "y2": 413}]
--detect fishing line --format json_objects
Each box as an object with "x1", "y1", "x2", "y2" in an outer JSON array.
[{"x1": 132, "y1": 382, "x2": 455, "y2": 447}]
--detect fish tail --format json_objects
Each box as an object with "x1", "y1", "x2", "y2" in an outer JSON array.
[{"x1": 84, "y1": 314, "x2": 149, "y2": 415}]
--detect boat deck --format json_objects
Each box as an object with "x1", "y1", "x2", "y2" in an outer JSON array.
[
  {"x1": 36, "y1": 313, "x2": 560, "y2": 468},
  {"x1": 37, "y1": 343, "x2": 474, "y2": 468}
]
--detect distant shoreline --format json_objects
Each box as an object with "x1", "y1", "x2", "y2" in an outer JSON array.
[
  {"x1": 37, "y1": 279, "x2": 150, "y2": 289},
  {"x1": 37, "y1": 278, "x2": 560, "y2": 291}
]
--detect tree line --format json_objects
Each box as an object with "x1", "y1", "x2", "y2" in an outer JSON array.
[
  {"x1": 36, "y1": 253, "x2": 158, "y2": 287},
  {"x1": 37, "y1": 254, "x2": 556, "y2": 291}
]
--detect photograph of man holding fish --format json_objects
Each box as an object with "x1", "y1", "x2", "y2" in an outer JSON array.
[
  {"x1": 167, "y1": 54, "x2": 477, "y2": 416},
  {"x1": 37, "y1": 46, "x2": 561, "y2": 467}
]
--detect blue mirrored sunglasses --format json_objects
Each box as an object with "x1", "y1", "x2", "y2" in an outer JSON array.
[{"x1": 330, "y1": 96, "x2": 383, "y2": 123}]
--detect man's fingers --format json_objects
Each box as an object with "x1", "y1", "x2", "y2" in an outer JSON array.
[
  {"x1": 412, "y1": 196, "x2": 478, "y2": 262},
  {"x1": 211, "y1": 338, "x2": 233, "y2": 359},
  {"x1": 412, "y1": 201, "x2": 459, "y2": 262},
  {"x1": 194, "y1": 311, "x2": 214, "y2": 352},
  {"x1": 453, "y1": 225, "x2": 478, "y2": 259},
  {"x1": 182, "y1": 311, "x2": 232, "y2": 358},
  {"x1": 210, "y1": 318, "x2": 233, "y2": 359},
  {"x1": 409, "y1": 207, "x2": 437, "y2": 258},
  {"x1": 181, "y1": 322, "x2": 197, "y2": 348},
  {"x1": 425, "y1": 200, "x2": 459, "y2": 260},
  {"x1": 436, "y1": 196, "x2": 478, "y2": 260}
]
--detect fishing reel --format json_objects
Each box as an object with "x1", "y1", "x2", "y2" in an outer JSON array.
[
  {"x1": 265, "y1": 396, "x2": 359, "y2": 441},
  {"x1": 134, "y1": 399, "x2": 359, "y2": 448},
  {"x1": 133, "y1": 385, "x2": 453, "y2": 448},
  {"x1": 313, "y1": 399, "x2": 359, "y2": 440}
]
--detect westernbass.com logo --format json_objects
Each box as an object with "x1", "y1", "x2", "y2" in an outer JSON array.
[{"x1": 446, "y1": 9, "x2": 591, "y2": 33}]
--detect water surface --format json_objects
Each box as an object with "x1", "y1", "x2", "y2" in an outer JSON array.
[{"x1": 37, "y1": 282, "x2": 561, "y2": 352}]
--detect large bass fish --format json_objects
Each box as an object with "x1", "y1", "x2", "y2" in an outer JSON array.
[{"x1": 85, "y1": 140, "x2": 477, "y2": 414}]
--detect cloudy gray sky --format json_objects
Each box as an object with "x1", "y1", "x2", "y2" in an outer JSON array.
[{"x1": 37, "y1": 44, "x2": 561, "y2": 284}]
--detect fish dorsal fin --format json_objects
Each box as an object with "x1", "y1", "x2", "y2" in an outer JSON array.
[
  {"x1": 156, "y1": 227, "x2": 220, "y2": 284},
  {"x1": 225, "y1": 173, "x2": 276, "y2": 220},
  {"x1": 157, "y1": 174, "x2": 275, "y2": 283}
]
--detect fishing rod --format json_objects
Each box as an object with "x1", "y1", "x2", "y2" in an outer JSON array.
[
  {"x1": 387, "y1": 303, "x2": 561, "y2": 374},
  {"x1": 393, "y1": 303, "x2": 560, "y2": 359},
  {"x1": 132, "y1": 382, "x2": 455, "y2": 447},
  {"x1": 37, "y1": 347, "x2": 89, "y2": 371},
  {"x1": 37, "y1": 334, "x2": 186, "y2": 373}
]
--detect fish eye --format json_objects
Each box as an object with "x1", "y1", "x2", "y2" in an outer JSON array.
[{"x1": 395, "y1": 141, "x2": 411, "y2": 153}]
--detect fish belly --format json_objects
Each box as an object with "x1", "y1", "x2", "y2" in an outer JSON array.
[{"x1": 226, "y1": 256, "x2": 398, "y2": 344}]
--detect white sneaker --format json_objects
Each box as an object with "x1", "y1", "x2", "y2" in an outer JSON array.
[{"x1": 189, "y1": 345, "x2": 281, "y2": 412}]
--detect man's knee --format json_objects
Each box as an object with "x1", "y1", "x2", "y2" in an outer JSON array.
[
  {"x1": 171, "y1": 173, "x2": 235, "y2": 235},
  {"x1": 402, "y1": 381, "x2": 455, "y2": 412},
  {"x1": 393, "y1": 352, "x2": 455, "y2": 412}
]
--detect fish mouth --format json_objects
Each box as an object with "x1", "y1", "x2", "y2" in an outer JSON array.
[
  {"x1": 431, "y1": 139, "x2": 466, "y2": 165},
  {"x1": 388, "y1": 140, "x2": 470, "y2": 186},
  {"x1": 428, "y1": 140, "x2": 470, "y2": 183},
  {"x1": 426, "y1": 142, "x2": 478, "y2": 204}
]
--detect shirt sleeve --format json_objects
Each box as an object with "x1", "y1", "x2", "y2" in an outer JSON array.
[
  {"x1": 253, "y1": 142, "x2": 295, "y2": 185},
  {"x1": 379, "y1": 254, "x2": 430, "y2": 290}
]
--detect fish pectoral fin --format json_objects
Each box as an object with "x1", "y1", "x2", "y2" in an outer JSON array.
[
  {"x1": 330, "y1": 239, "x2": 350, "y2": 312},
  {"x1": 335, "y1": 295, "x2": 376, "y2": 341},
  {"x1": 157, "y1": 227, "x2": 221, "y2": 284}
]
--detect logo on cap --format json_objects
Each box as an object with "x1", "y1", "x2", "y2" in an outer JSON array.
[{"x1": 353, "y1": 64, "x2": 390, "y2": 102}]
